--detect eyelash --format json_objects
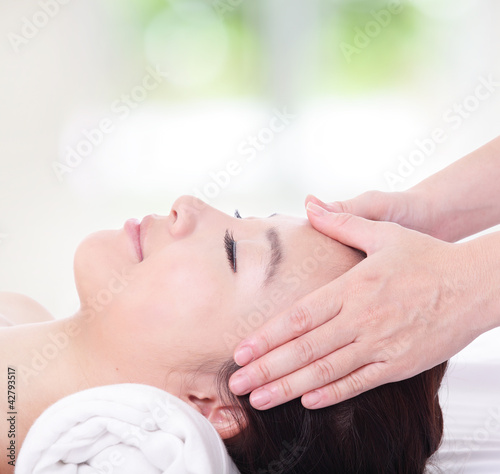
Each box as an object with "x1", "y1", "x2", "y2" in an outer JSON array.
[
  {"x1": 224, "y1": 230, "x2": 237, "y2": 273},
  {"x1": 224, "y1": 210, "x2": 242, "y2": 273}
]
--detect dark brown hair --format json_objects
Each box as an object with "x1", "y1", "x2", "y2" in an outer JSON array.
[{"x1": 217, "y1": 359, "x2": 447, "y2": 473}]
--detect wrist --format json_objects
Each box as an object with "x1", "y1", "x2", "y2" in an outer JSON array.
[
  {"x1": 460, "y1": 232, "x2": 500, "y2": 335},
  {"x1": 401, "y1": 187, "x2": 453, "y2": 241}
]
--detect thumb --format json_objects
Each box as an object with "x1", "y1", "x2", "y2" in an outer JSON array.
[
  {"x1": 305, "y1": 191, "x2": 393, "y2": 221},
  {"x1": 306, "y1": 202, "x2": 399, "y2": 254}
]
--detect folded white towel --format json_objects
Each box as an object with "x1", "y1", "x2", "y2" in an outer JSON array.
[{"x1": 15, "y1": 383, "x2": 240, "y2": 474}]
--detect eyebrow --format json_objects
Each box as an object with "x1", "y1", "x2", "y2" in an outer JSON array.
[{"x1": 264, "y1": 227, "x2": 283, "y2": 286}]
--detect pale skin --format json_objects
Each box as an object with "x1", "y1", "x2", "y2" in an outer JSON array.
[
  {"x1": 0, "y1": 195, "x2": 362, "y2": 473},
  {"x1": 229, "y1": 134, "x2": 500, "y2": 410}
]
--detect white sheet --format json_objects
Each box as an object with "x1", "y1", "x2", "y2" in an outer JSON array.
[
  {"x1": 428, "y1": 330, "x2": 500, "y2": 473},
  {"x1": 15, "y1": 383, "x2": 240, "y2": 474}
]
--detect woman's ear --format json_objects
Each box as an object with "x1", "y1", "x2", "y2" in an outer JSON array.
[{"x1": 187, "y1": 392, "x2": 247, "y2": 439}]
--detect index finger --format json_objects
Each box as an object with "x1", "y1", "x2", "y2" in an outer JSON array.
[{"x1": 233, "y1": 278, "x2": 344, "y2": 367}]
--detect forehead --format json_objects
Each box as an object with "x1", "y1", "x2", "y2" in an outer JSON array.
[{"x1": 271, "y1": 214, "x2": 354, "y2": 261}]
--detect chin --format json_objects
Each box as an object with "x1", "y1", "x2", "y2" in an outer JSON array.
[{"x1": 73, "y1": 229, "x2": 128, "y2": 304}]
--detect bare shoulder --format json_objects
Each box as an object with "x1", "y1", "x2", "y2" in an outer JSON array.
[{"x1": 0, "y1": 292, "x2": 54, "y2": 326}]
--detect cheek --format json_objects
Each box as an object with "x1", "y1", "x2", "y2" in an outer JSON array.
[
  {"x1": 110, "y1": 255, "x2": 225, "y2": 335},
  {"x1": 98, "y1": 247, "x2": 245, "y2": 361}
]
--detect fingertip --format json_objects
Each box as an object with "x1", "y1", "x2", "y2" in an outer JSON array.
[
  {"x1": 302, "y1": 390, "x2": 322, "y2": 408},
  {"x1": 306, "y1": 202, "x2": 329, "y2": 217},
  {"x1": 228, "y1": 372, "x2": 251, "y2": 395},
  {"x1": 234, "y1": 345, "x2": 254, "y2": 366},
  {"x1": 249, "y1": 388, "x2": 273, "y2": 410},
  {"x1": 304, "y1": 194, "x2": 314, "y2": 207},
  {"x1": 305, "y1": 195, "x2": 347, "y2": 214},
  {"x1": 307, "y1": 203, "x2": 352, "y2": 223},
  {"x1": 305, "y1": 194, "x2": 325, "y2": 207}
]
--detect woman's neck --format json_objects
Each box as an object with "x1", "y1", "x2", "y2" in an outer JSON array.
[
  {"x1": 6, "y1": 316, "x2": 122, "y2": 398},
  {"x1": 0, "y1": 311, "x2": 174, "y2": 466}
]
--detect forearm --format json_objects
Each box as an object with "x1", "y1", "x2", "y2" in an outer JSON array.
[
  {"x1": 411, "y1": 135, "x2": 500, "y2": 242},
  {"x1": 461, "y1": 230, "x2": 500, "y2": 336}
]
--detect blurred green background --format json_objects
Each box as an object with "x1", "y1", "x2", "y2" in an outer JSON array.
[{"x1": 0, "y1": 0, "x2": 499, "y2": 319}]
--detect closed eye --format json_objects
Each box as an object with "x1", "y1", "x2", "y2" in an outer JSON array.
[
  {"x1": 225, "y1": 210, "x2": 275, "y2": 273},
  {"x1": 224, "y1": 229, "x2": 237, "y2": 273}
]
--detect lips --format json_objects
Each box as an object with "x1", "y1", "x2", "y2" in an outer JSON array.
[{"x1": 124, "y1": 218, "x2": 143, "y2": 262}]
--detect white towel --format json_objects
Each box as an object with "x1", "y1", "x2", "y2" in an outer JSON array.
[{"x1": 15, "y1": 383, "x2": 240, "y2": 474}]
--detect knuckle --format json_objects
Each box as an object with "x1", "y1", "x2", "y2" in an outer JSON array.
[
  {"x1": 363, "y1": 362, "x2": 383, "y2": 383},
  {"x1": 323, "y1": 383, "x2": 343, "y2": 404},
  {"x1": 254, "y1": 331, "x2": 272, "y2": 355},
  {"x1": 252, "y1": 360, "x2": 272, "y2": 383},
  {"x1": 337, "y1": 200, "x2": 352, "y2": 214},
  {"x1": 345, "y1": 372, "x2": 366, "y2": 395},
  {"x1": 312, "y1": 358, "x2": 337, "y2": 385},
  {"x1": 288, "y1": 305, "x2": 314, "y2": 337},
  {"x1": 380, "y1": 339, "x2": 404, "y2": 359},
  {"x1": 293, "y1": 338, "x2": 316, "y2": 365},
  {"x1": 336, "y1": 212, "x2": 355, "y2": 226},
  {"x1": 396, "y1": 358, "x2": 416, "y2": 378},
  {"x1": 277, "y1": 377, "x2": 294, "y2": 399},
  {"x1": 384, "y1": 220, "x2": 404, "y2": 240}
]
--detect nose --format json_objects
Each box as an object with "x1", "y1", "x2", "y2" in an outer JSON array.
[{"x1": 169, "y1": 195, "x2": 206, "y2": 237}]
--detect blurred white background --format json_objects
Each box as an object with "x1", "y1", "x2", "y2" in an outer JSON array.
[{"x1": 0, "y1": 0, "x2": 499, "y2": 364}]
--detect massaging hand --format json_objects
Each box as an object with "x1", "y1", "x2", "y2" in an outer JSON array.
[
  {"x1": 230, "y1": 136, "x2": 500, "y2": 409},
  {"x1": 228, "y1": 201, "x2": 491, "y2": 409},
  {"x1": 305, "y1": 190, "x2": 453, "y2": 241}
]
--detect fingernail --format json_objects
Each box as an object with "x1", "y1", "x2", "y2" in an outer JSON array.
[
  {"x1": 251, "y1": 389, "x2": 272, "y2": 408},
  {"x1": 306, "y1": 202, "x2": 328, "y2": 217},
  {"x1": 303, "y1": 390, "x2": 321, "y2": 407},
  {"x1": 229, "y1": 373, "x2": 251, "y2": 395},
  {"x1": 234, "y1": 346, "x2": 254, "y2": 366}
]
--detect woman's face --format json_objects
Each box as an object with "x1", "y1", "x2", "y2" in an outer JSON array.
[{"x1": 74, "y1": 195, "x2": 361, "y2": 378}]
